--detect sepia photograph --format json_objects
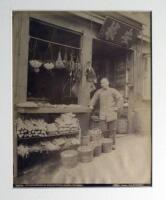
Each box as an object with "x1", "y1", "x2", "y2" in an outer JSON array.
[{"x1": 13, "y1": 11, "x2": 151, "y2": 187}]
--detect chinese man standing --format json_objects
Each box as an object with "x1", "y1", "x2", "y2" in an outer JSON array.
[{"x1": 89, "y1": 78, "x2": 123, "y2": 150}]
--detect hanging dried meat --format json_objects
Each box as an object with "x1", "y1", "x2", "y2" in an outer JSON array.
[
  {"x1": 63, "y1": 48, "x2": 68, "y2": 69},
  {"x1": 85, "y1": 61, "x2": 97, "y2": 83}
]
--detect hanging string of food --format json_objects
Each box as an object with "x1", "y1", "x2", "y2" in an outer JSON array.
[
  {"x1": 62, "y1": 49, "x2": 82, "y2": 97},
  {"x1": 28, "y1": 36, "x2": 82, "y2": 100},
  {"x1": 85, "y1": 61, "x2": 97, "y2": 93},
  {"x1": 55, "y1": 49, "x2": 65, "y2": 69},
  {"x1": 43, "y1": 29, "x2": 56, "y2": 71},
  {"x1": 29, "y1": 39, "x2": 42, "y2": 73},
  {"x1": 43, "y1": 42, "x2": 55, "y2": 71}
]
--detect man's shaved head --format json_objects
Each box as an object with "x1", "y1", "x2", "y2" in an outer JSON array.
[{"x1": 100, "y1": 78, "x2": 109, "y2": 89}]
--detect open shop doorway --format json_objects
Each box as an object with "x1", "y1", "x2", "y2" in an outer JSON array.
[{"x1": 91, "y1": 39, "x2": 134, "y2": 134}]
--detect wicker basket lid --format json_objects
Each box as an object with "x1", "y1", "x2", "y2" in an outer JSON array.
[
  {"x1": 78, "y1": 145, "x2": 93, "y2": 152},
  {"x1": 61, "y1": 150, "x2": 78, "y2": 158},
  {"x1": 102, "y1": 138, "x2": 113, "y2": 144}
]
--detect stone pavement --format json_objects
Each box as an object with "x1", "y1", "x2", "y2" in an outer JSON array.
[{"x1": 16, "y1": 134, "x2": 151, "y2": 185}]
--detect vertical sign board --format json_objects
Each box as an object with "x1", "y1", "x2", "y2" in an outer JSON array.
[{"x1": 98, "y1": 17, "x2": 141, "y2": 48}]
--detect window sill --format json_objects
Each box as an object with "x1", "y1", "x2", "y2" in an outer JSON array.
[{"x1": 16, "y1": 104, "x2": 91, "y2": 114}]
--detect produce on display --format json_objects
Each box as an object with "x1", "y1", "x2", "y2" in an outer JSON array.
[
  {"x1": 46, "y1": 123, "x2": 58, "y2": 135},
  {"x1": 17, "y1": 113, "x2": 81, "y2": 159},
  {"x1": 85, "y1": 61, "x2": 97, "y2": 83},
  {"x1": 55, "y1": 113, "x2": 80, "y2": 135},
  {"x1": 17, "y1": 144, "x2": 30, "y2": 158},
  {"x1": 63, "y1": 49, "x2": 68, "y2": 67},
  {"x1": 29, "y1": 59, "x2": 42, "y2": 73},
  {"x1": 63, "y1": 137, "x2": 80, "y2": 149},
  {"x1": 16, "y1": 113, "x2": 80, "y2": 139},
  {"x1": 40, "y1": 141, "x2": 60, "y2": 152},
  {"x1": 16, "y1": 118, "x2": 47, "y2": 139},
  {"x1": 73, "y1": 56, "x2": 82, "y2": 82},
  {"x1": 88, "y1": 128, "x2": 102, "y2": 142},
  {"x1": 68, "y1": 52, "x2": 75, "y2": 74},
  {"x1": 55, "y1": 51, "x2": 65, "y2": 69},
  {"x1": 43, "y1": 62, "x2": 55, "y2": 70},
  {"x1": 17, "y1": 137, "x2": 80, "y2": 159}
]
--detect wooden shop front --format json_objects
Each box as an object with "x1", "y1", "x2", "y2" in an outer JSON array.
[{"x1": 13, "y1": 11, "x2": 150, "y2": 178}]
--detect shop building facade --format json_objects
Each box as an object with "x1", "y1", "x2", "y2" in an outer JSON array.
[{"x1": 13, "y1": 11, "x2": 151, "y2": 178}]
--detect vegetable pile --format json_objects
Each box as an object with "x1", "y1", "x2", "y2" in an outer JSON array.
[
  {"x1": 16, "y1": 113, "x2": 81, "y2": 139},
  {"x1": 17, "y1": 137, "x2": 80, "y2": 158}
]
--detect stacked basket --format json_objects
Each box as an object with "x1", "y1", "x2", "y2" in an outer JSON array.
[{"x1": 60, "y1": 128, "x2": 113, "y2": 168}]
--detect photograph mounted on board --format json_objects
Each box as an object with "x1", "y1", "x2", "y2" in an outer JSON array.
[{"x1": 13, "y1": 11, "x2": 152, "y2": 187}]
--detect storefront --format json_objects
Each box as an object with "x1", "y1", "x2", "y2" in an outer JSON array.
[{"x1": 13, "y1": 11, "x2": 151, "y2": 179}]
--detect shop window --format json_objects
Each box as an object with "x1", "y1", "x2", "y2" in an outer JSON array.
[{"x1": 27, "y1": 18, "x2": 82, "y2": 104}]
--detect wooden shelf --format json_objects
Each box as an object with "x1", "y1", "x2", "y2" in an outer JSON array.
[
  {"x1": 17, "y1": 132, "x2": 79, "y2": 142},
  {"x1": 16, "y1": 105, "x2": 92, "y2": 114}
]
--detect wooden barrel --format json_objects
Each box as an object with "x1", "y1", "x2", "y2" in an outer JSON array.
[
  {"x1": 78, "y1": 145, "x2": 93, "y2": 163},
  {"x1": 61, "y1": 150, "x2": 78, "y2": 168},
  {"x1": 94, "y1": 142, "x2": 102, "y2": 157},
  {"x1": 102, "y1": 138, "x2": 112, "y2": 153},
  {"x1": 81, "y1": 135, "x2": 90, "y2": 146},
  {"x1": 117, "y1": 119, "x2": 128, "y2": 134}
]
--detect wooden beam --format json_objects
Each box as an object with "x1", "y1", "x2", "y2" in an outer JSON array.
[{"x1": 13, "y1": 12, "x2": 30, "y2": 179}]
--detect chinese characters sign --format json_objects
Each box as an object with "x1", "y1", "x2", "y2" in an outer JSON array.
[{"x1": 99, "y1": 17, "x2": 141, "y2": 48}]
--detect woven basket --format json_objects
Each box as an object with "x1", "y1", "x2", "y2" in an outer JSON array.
[
  {"x1": 89, "y1": 141, "x2": 96, "y2": 149},
  {"x1": 117, "y1": 119, "x2": 128, "y2": 134},
  {"x1": 81, "y1": 135, "x2": 90, "y2": 146},
  {"x1": 94, "y1": 142, "x2": 102, "y2": 156},
  {"x1": 102, "y1": 138, "x2": 113, "y2": 153},
  {"x1": 90, "y1": 132, "x2": 102, "y2": 142},
  {"x1": 61, "y1": 150, "x2": 78, "y2": 168},
  {"x1": 78, "y1": 145, "x2": 93, "y2": 163}
]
